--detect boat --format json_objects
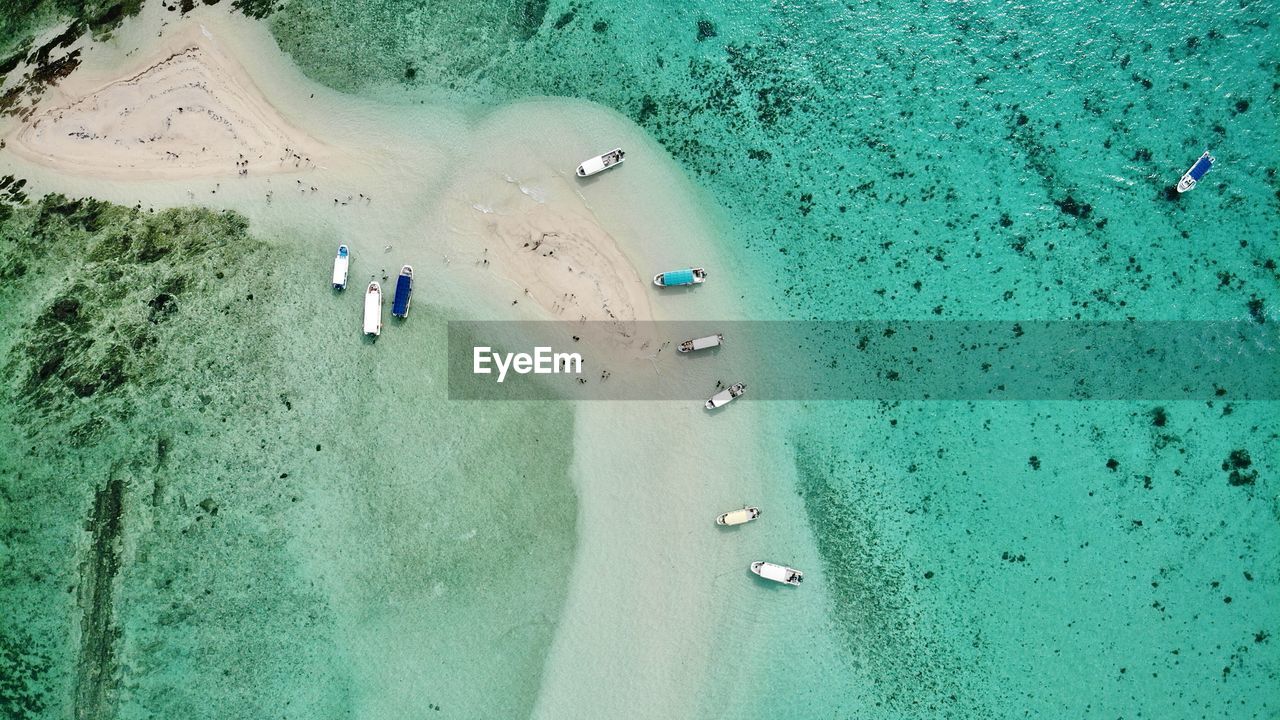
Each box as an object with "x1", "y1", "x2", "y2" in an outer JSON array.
[
  {"x1": 653, "y1": 267, "x2": 707, "y2": 287},
  {"x1": 391, "y1": 265, "x2": 413, "y2": 319},
  {"x1": 363, "y1": 281, "x2": 382, "y2": 336},
  {"x1": 332, "y1": 244, "x2": 349, "y2": 289},
  {"x1": 705, "y1": 382, "x2": 746, "y2": 410},
  {"x1": 576, "y1": 148, "x2": 625, "y2": 177},
  {"x1": 1177, "y1": 151, "x2": 1214, "y2": 193},
  {"x1": 751, "y1": 561, "x2": 803, "y2": 586},
  {"x1": 717, "y1": 506, "x2": 761, "y2": 526},
  {"x1": 679, "y1": 333, "x2": 723, "y2": 353}
]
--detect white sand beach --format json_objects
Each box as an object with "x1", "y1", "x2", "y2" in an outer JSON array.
[
  {"x1": 6, "y1": 22, "x2": 327, "y2": 180},
  {"x1": 0, "y1": 6, "x2": 839, "y2": 718},
  {"x1": 0, "y1": 7, "x2": 719, "y2": 340}
]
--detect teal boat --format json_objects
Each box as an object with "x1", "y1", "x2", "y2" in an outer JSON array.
[{"x1": 653, "y1": 267, "x2": 707, "y2": 287}]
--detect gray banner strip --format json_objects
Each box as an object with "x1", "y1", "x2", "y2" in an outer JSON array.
[{"x1": 447, "y1": 321, "x2": 1278, "y2": 401}]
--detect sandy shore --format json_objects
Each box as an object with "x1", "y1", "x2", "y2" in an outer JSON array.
[
  {"x1": 5, "y1": 22, "x2": 327, "y2": 180},
  {"x1": 0, "y1": 10, "x2": 685, "y2": 344},
  {"x1": 439, "y1": 142, "x2": 655, "y2": 333},
  {"x1": 0, "y1": 7, "x2": 829, "y2": 718}
]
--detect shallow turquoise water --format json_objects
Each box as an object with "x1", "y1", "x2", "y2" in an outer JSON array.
[
  {"x1": 267, "y1": 0, "x2": 1278, "y2": 716},
  {"x1": 0, "y1": 0, "x2": 1276, "y2": 717},
  {"x1": 273, "y1": 0, "x2": 1278, "y2": 320},
  {"x1": 0, "y1": 198, "x2": 577, "y2": 719}
]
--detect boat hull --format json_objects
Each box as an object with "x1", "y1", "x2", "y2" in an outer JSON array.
[
  {"x1": 363, "y1": 282, "x2": 382, "y2": 336},
  {"x1": 332, "y1": 245, "x2": 349, "y2": 289},
  {"x1": 679, "y1": 333, "x2": 723, "y2": 353},
  {"x1": 576, "y1": 148, "x2": 625, "y2": 177},
  {"x1": 717, "y1": 507, "x2": 760, "y2": 526},
  {"x1": 391, "y1": 266, "x2": 413, "y2": 319},
  {"x1": 705, "y1": 382, "x2": 746, "y2": 410},
  {"x1": 1177, "y1": 151, "x2": 1214, "y2": 193},
  {"x1": 751, "y1": 561, "x2": 803, "y2": 586},
  {"x1": 653, "y1": 268, "x2": 707, "y2": 287}
]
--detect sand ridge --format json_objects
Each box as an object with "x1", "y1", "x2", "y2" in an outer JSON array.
[
  {"x1": 5, "y1": 22, "x2": 325, "y2": 180},
  {"x1": 443, "y1": 165, "x2": 654, "y2": 336}
]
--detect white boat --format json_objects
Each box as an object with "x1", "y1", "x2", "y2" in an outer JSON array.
[
  {"x1": 363, "y1": 281, "x2": 382, "y2": 336},
  {"x1": 653, "y1": 267, "x2": 707, "y2": 287},
  {"x1": 679, "y1": 333, "x2": 722, "y2": 353},
  {"x1": 332, "y1": 244, "x2": 349, "y2": 289},
  {"x1": 751, "y1": 561, "x2": 803, "y2": 586},
  {"x1": 1176, "y1": 151, "x2": 1215, "y2": 193},
  {"x1": 717, "y1": 506, "x2": 760, "y2": 526},
  {"x1": 576, "y1": 148, "x2": 625, "y2": 177},
  {"x1": 705, "y1": 382, "x2": 746, "y2": 410}
]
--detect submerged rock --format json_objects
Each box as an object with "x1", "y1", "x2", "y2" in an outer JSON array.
[
  {"x1": 1054, "y1": 195, "x2": 1093, "y2": 219},
  {"x1": 1223, "y1": 449, "x2": 1257, "y2": 486},
  {"x1": 3, "y1": 194, "x2": 267, "y2": 426},
  {"x1": 75, "y1": 475, "x2": 125, "y2": 720}
]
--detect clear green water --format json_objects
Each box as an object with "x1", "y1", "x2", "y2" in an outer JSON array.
[
  {"x1": 0, "y1": 197, "x2": 576, "y2": 718},
  {"x1": 2, "y1": 0, "x2": 1278, "y2": 718}
]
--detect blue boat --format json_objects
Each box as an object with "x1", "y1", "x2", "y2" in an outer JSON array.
[
  {"x1": 1177, "y1": 151, "x2": 1214, "y2": 193},
  {"x1": 391, "y1": 265, "x2": 413, "y2": 318}
]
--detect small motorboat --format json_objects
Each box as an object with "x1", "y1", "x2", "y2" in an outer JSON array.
[
  {"x1": 751, "y1": 561, "x2": 803, "y2": 586},
  {"x1": 705, "y1": 382, "x2": 746, "y2": 410},
  {"x1": 1177, "y1": 151, "x2": 1214, "y2": 193},
  {"x1": 576, "y1": 148, "x2": 625, "y2": 177},
  {"x1": 653, "y1": 267, "x2": 707, "y2": 287},
  {"x1": 679, "y1": 333, "x2": 723, "y2": 353},
  {"x1": 332, "y1": 244, "x2": 349, "y2": 289},
  {"x1": 391, "y1": 265, "x2": 413, "y2": 319},
  {"x1": 717, "y1": 506, "x2": 761, "y2": 526},
  {"x1": 363, "y1": 281, "x2": 382, "y2": 336}
]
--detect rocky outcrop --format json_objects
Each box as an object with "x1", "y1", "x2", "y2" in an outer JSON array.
[{"x1": 74, "y1": 473, "x2": 125, "y2": 720}]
